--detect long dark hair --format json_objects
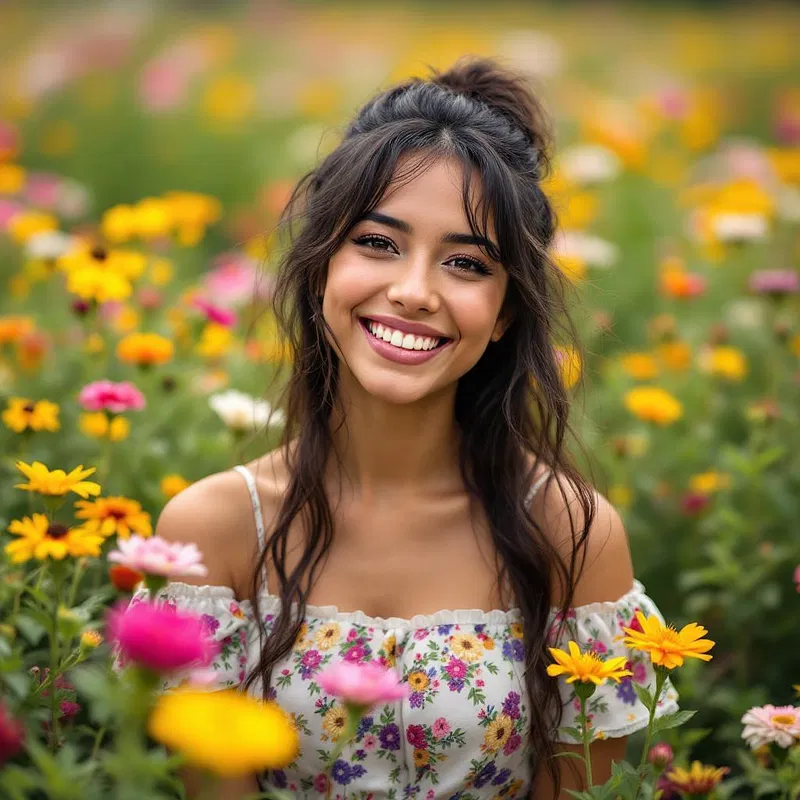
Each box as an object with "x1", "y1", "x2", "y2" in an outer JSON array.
[{"x1": 243, "y1": 56, "x2": 595, "y2": 794}]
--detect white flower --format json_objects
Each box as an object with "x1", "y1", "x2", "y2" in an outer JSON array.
[
  {"x1": 108, "y1": 535, "x2": 208, "y2": 579},
  {"x1": 552, "y1": 230, "x2": 619, "y2": 269},
  {"x1": 209, "y1": 389, "x2": 285, "y2": 432},
  {"x1": 741, "y1": 705, "x2": 800, "y2": 750},
  {"x1": 725, "y1": 299, "x2": 765, "y2": 330},
  {"x1": 499, "y1": 30, "x2": 564, "y2": 79},
  {"x1": 711, "y1": 212, "x2": 768, "y2": 242},
  {"x1": 24, "y1": 230, "x2": 76, "y2": 260},
  {"x1": 560, "y1": 144, "x2": 621, "y2": 185}
]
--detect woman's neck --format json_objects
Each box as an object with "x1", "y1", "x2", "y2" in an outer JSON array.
[{"x1": 328, "y1": 374, "x2": 462, "y2": 500}]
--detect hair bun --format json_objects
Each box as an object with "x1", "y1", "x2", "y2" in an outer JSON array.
[{"x1": 430, "y1": 56, "x2": 551, "y2": 161}]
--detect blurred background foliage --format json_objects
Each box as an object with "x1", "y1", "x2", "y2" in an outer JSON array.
[{"x1": 0, "y1": 0, "x2": 798, "y2": 774}]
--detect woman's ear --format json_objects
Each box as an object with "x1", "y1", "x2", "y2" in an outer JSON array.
[{"x1": 490, "y1": 305, "x2": 515, "y2": 342}]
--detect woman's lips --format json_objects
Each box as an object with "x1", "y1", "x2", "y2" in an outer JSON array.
[{"x1": 359, "y1": 318, "x2": 451, "y2": 365}]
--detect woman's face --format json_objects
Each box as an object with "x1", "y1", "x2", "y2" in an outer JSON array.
[{"x1": 323, "y1": 154, "x2": 510, "y2": 406}]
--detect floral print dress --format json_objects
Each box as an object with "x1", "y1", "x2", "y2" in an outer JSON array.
[{"x1": 129, "y1": 466, "x2": 680, "y2": 799}]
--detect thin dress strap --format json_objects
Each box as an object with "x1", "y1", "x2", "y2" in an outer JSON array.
[
  {"x1": 232, "y1": 464, "x2": 269, "y2": 593},
  {"x1": 524, "y1": 468, "x2": 551, "y2": 509}
]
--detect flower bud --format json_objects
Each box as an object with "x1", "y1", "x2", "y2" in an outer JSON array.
[
  {"x1": 647, "y1": 742, "x2": 674, "y2": 770},
  {"x1": 80, "y1": 630, "x2": 103, "y2": 651}
]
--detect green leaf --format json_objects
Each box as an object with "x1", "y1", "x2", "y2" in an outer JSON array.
[
  {"x1": 2, "y1": 670, "x2": 31, "y2": 699},
  {"x1": 652, "y1": 709, "x2": 697, "y2": 732},
  {"x1": 558, "y1": 725, "x2": 584, "y2": 743},
  {"x1": 552, "y1": 750, "x2": 586, "y2": 761},
  {"x1": 633, "y1": 682, "x2": 654, "y2": 709}
]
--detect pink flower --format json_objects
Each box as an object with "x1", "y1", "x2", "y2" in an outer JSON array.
[
  {"x1": 59, "y1": 700, "x2": 81, "y2": 721},
  {"x1": 0, "y1": 700, "x2": 24, "y2": 766},
  {"x1": 138, "y1": 59, "x2": 191, "y2": 112},
  {"x1": 108, "y1": 535, "x2": 208, "y2": 579},
  {"x1": 316, "y1": 661, "x2": 409, "y2": 708},
  {"x1": 680, "y1": 492, "x2": 710, "y2": 516},
  {"x1": 363, "y1": 733, "x2": 378, "y2": 751},
  {"x1": 192, "y1": 296, "x2": 237, "y2": 327},
  {"x1": 106, "y1": 598, "x2": 218, "y2": 673},
  {"x1": 432, "y1": 717, "x2": 450, "y2": 739},
  {"x1": 742, "y1": 705, "x2": 800, "y2": 749},
  {"x1": 648, "y1": 742, "x2": 674, "y2": 770},
  {"x1": 406, "y1": 724, "x2": 427, "y2": 749},
  {"x1": 795, "y1": 564, "x2": 800, "y2": 592},
  {"x1": 313, "y1": 774, "x2": 329, "y2": 793},
  {"x1": 203, "y1": 254, "x2": 263, "y2": 307},
  {"x1": 503, "y1": 731, "x2": 522, "y2": 756},
  {"x1": 748, "y1": 269, "x2": 800, "y2": 296},
  {"x1": 79, "y1": 380, "x2": 146, "y2": 413},
  {"x1": 0, "y1": 199, "x2": 24, "y2": 230}
]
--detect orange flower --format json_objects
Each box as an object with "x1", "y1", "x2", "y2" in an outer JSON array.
[
  {"x1": 622, "y1": 611, "x2": 714, "y2": 669},
  {"x1": 117, "y1": 332, "x2": 174, "y2": 367}
]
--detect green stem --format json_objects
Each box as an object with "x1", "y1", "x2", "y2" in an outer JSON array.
[
  {"x1": 579, "y1": 694, "x2": 593, "y2": 787},
  {"x1": 67, "y1": 560, "x2": 85, "y2": 608},
  {"x1": 638, "y1": 669, "x2": 668, "y2": 770},
  {"x1": 48, "y1": 566, "x2": 64, "y2": 753}
]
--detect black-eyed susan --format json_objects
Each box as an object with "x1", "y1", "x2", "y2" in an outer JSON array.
[
  {"x1": 116, "y1": 332, "x2": 174, "y2": 368},
  {"x1": 624, "y1": 386, "x2": 683, "y2": 426},
  {"x1": 622, "y1": 611, "x2": 714, "y2": 670},
  {"x1": 2, "y1": 398, "x2": 60, "y2": 433},
  {"x1": 148, "y1": 689, "x2": 298, "y2": 778},
  {"x1": 73, "y1": 496, "x2": 152, "y2": 540},
  {"x1": 547, "y1": 641, "x2": 633, "y2": 685},
  {"x1": 4, "y1": 514, "x2": 104, "y2": 563},
  {"x1": 483, "y1": 713, "x2": 514, "y2": 752},
  {"x1": 15, "y1": 461, "x2": 101, "y2": 499},
  {"x1": 665, "y1": 761, "x2": 729, "y2": 795}
]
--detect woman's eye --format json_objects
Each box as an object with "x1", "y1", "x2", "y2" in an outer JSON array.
[
  {"x1": 352, "y1": 234, "x2": 395, "y2": 252},
  {"x1": 352, "y1": 235, "x2": 491, "y2": 275},
  {"x1": 448, "y1": 255, "x2": 491, "y2": 276}
]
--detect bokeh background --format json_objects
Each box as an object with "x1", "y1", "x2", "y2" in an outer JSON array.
[{"x1": 1, "y1": 0, "x2": 798, "y2": 777}]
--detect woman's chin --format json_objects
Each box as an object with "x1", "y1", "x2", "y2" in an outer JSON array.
[{"x1": 351, "y1": 370, "x2": 441, "y2": 407}]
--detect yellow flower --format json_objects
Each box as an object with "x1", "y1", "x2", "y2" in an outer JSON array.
[
  {"x1": 483, "y1": 713, "x2": 514, "y2": 752},
  {"x1": 0, "y1": 163, "x2": 25, "y2": 194},
  {"x1": 609, "y1": 484, "x2": 633, "y2": 509},
  {"x1": 111, "y1": 306, "x2": 140, "y2": 335},
  {"x1": 74, "y1": 496, "x2": 152, "y2": 539},
  {"x1": 666, "y1": 761, "x2": 729, "y2": 795},
  {"x1": 509, "y1": 623, "x2": 524, "y2": 640},
  {"x1": 657, "y1": 341, "x2": 692, "y2": 372},
  {"x1": 382, "y1": 633, "x2": 397, "y2": 666},
  {"x1": 84, "y1": 333, "x2": 105, "y2": 355},
  {"x1": 553, "y1": 344, "x2": 582, "y2": 390},
  {"x1": 80, "y1": 630, "x2": 103, "y2": 649},
  {"x1": 413, "y1": 748, "x2": 429, "y2": 768},
  {"x1": 149, "y1": 258, "x2": 174, "y2": 286},
  {"x1": 117, "y1": 332, "x2": 174, "y2": 367},
  {"x1": 553, "y1": 253, "x2": 586, "y2": 283},
  {"x1": 450, "y1": 633, "x2": 484, "y2": 663},
  {"x1": 624, "y1": 386, "x2": 683, "y2": 425},
  {"x1": 160, "y1": 474, "x2": 191, "y2": 499},
  {"x1": 2, "y1": 398, "x2": 60, "y2": 433},
  {"x1": 622, "y1": 611, "x2": 714, "y2": 669},
  {"x1": 196, "y1": 323, "x2": 234, "y2": 360},
  {"x1": 321, "y1": 704, "x2": 346, "y2": 742},
  {"x1": 621, "y1": 353, "x2": 659, "y2": 381},
  {"x1": 768, "y1": 147, "x2": 800, "y2": 185},
  {"x1": 0, "y1": 315, "x2": 35, "y2": 346},
  {"x1": 314, "y1": 622, "x2": 341, "y2": 650},
  {"x1": 79, "y1": 412, "x2": 130, "y2": 441},
  {"x1": 699, "y1": 346, "x2": 748, "y2": 381},
  {"x1": 202, "y1": 75, "x2": 256, "y2": 124},
  {"x1": 15, "y1": 461, "x2": 101, "y2": 499},
  {"x1": 67, "y1": 266, "x2": 132, "y2": 303},
  {"x1": 163, "y1": 191, "x2": 221, "y2": 245},
  {"x1": 148, "y1": 689, "x2": 298, "y2": 778},
  {"x1": 689, "y1": 472, "x2": 730, "y2": 495},
  {"x1": 408, "y1": 671, "x2": 429, "y2": 692},
  {"x1": 101, "y1": 204, "x2": 138, "y2": 243},
  {"x1": 7, "y1": 211, "x2": 58, "y2": 244},
  {"x1": 5, "y1": 514, "x2": 104, "y2": 563},
  {"x1": 547, "y1": 641, "x2": 633, "y2": 685}
]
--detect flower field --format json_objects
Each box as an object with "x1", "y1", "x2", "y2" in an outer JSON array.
[{"x1": 0, "y1": 2, "x2": 798, "y2": 797}]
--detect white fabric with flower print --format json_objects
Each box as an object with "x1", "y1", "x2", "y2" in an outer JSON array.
[{"x1": 132, "y1": 465, "x2": 679, "y2": 800}]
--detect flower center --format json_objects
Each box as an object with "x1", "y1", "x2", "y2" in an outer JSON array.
[
  {"x1": 46, "y1": 523, "x2": 70, "y2": 539},
  {"x1": 772, "y1": 713, "x2": 796, "y2": 725},
  {"x1": 23, "y1": 402, "x2": 35, "y2": 413},
  {"x1": 91, "y1": 245, "x2": 108, "y2": 262}
]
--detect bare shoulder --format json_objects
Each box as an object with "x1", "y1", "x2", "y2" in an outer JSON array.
[
  {"x1": 530, "y1": 465, "x2": 634, "y2": 607},
  {"x1": 155, "y1": 467, "x2": 264, "y2": 594}
]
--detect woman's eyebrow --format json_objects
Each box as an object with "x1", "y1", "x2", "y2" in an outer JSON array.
[{"x1": 358, "y1": 211, "x2": 499, "y2": 254}]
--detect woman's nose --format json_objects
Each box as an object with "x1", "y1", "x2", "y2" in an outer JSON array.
[{"x1": 385, "y1": 260, "x2": 440, "y2": 313}]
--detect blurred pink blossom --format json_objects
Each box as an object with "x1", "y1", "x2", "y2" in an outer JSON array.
[
  {"x1": 0, "y1": 200, "x2": 24, "y2": 231},
  {"x1": 794, "y1": 564, "x2": 800, "y2": 592},
  {"x1": 204, "y1": 253, "x2": 264, "y2": 307},
  {"x1": 108, "y1": 535, "x2": 208, "y2": 579},
  {"x1": 0, "y1": 121, "x2": 19, "y2": 160},
  {"x1": 139, "y1": 60, "x2": 190, "y2": 112},
  {"x1": 656, "y1": 86, "x2": 690, "y2": 120},
  {"x1": 107, "y1": 598, "x2": 218, "y2": 673},
  {"x1": 24, "y1": 173, "x2": 61, "y2": 210},
  {"x1": 193, "y1": 296, "x2": 237, "y2": 327},
  {"x1": 317, "y1": 660, "x2": 410, "y2": 708},
  {"x1": 748, "y1": 269, "x2": 799, "y2": 296},
  {"x1": 78, "y1": 380, "x2": 146, "y2": 413}
]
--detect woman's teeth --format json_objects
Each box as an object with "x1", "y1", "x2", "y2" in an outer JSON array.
[{"x1": 366, "y1": 320, "x2": 442, "y2": 351}]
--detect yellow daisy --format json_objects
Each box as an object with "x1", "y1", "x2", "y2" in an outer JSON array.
[
  {"x1": 148, "y1": 689, "x2": 298, "y2": 778},
  {"x1": 413, "y1": 748, "x2": 429, "y2": 768},
  {"x1": 450, "y1": 633, "x2": 484, "y2": 663},
  {"x1": 408, "y1": 671, "x2": 429, "y2": 692},
  {"x1": 666, "y1": 761, "x2": 729, "y2": 794},
  {"x1": 5, "y1": 514, "x2": 104, "y2": 563},
  {"x1": 321, "y1": 704, "x2": 346, "y2": 742},
  {"x1": 547, "y1": 641, "x2": 633, "y2": 685},
  {"x1": 622, "y1": 612, "x2": 714, "y2": 670},
  {"x1": 15, "y1": 461, "x2": 101, "y2": 499},
  {"x1": 2, "y1": 398, "x2": 60, "y2": 433},
  {"x1": 314, "y1": 622, "x2": 341, "y2": 651},
  {"x1": 73, "y1": 497, "x2": 153, "y2": 540},
  {"x1": 483, "y1": 713, "x2": 514, "y2": 752}
]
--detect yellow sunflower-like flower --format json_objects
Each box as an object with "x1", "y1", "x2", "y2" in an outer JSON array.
[
  {"x1": 2, "y1": 398, "x2": 60, "y2": 433},
  {"x1": 160, "y1": 474, "x2": 191, "y2": 499},
  {"x1": 622, "y1": 611, "x2": 714, "y2": 669},
  {"x1": 195, "y1": 322, "x2": 234, "y2": 360},
  {"x1": 624, "y1": 386, "x2": 683, "y2": 426},
  {"x1": 665, "y1": 761, "x2": 729, "y2": 795},
  {"x1": 314, "y1": 622, "x2": 341, "y2": 651},
  {"x1": 483, "y1": 713, "x2": 514, "y2": 752},
  {"x1": 413, "y1": 748, "x2": 430, "y2": 768},
  {"x1": 450, "y1": 633, "x2": 484, "y2": 663},
  {"x1": 547, "y1": 641, "x2": 633, "y2": 685},
  {"x1": 15, "y1": 461, "x2": 101, "y2": 499},
  {"x1": 408, "y1": 671, "x2": 429, "y2": 692},
  {"x1": 148, "y1": 689, "x2": 298, "y2": 778},
  {"x1": 321, "y1": 704, "x2": 346, "y2": 742},
  {"x1": 117, "y1": 332, "x2": 174, "y2": 367},
  {"x1": 4, "y1": 514, "x2": 104, "y2": 563},
  {"x1": 66, "y1": 265, "x2": 132, "y2": 303},
  {"x1": 73, "y1": 496, "x2": 152, "y2": 539},
  {"x1": 699, "y1": 346, "x2": 748, "y2": 382}
]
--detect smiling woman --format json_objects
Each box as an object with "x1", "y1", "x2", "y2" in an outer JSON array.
[{"x1": 149, "y1": 55, "x2": 679, "y2": 799}]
